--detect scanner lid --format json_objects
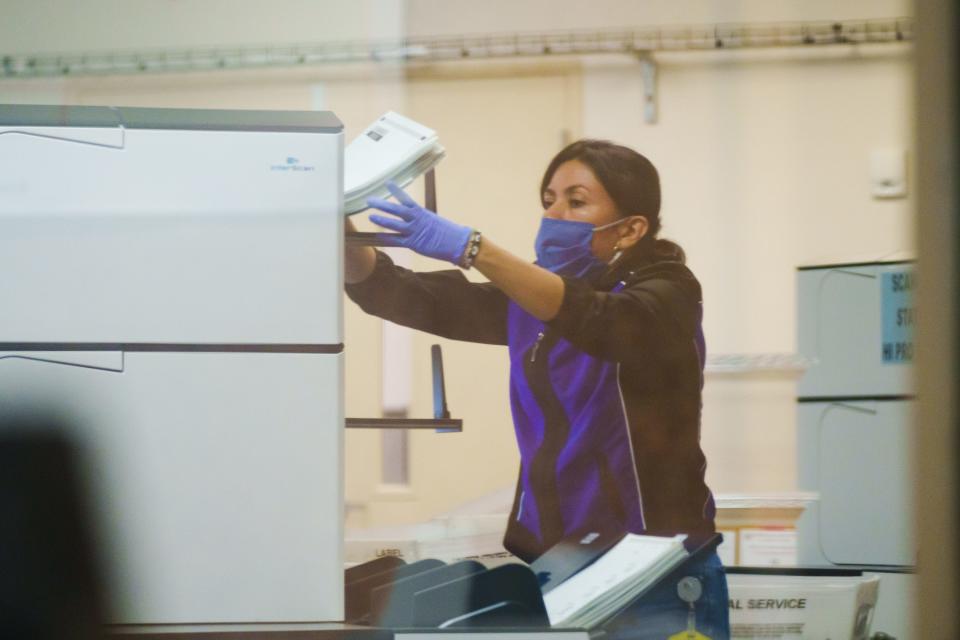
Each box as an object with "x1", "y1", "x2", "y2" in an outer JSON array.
[{"x1": 0, "y1": 104, "x2": 343, "y2": 134}]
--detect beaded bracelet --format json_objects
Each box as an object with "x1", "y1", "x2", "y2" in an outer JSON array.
[{"x1": 460, "y1": 229, "x2": 483, "y2": 269}]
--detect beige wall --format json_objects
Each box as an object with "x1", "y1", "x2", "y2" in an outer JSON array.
[
  {"x1": 2, "y1": 0, "x2": 403, "y2": 54},
  {"x1": 385, "y1": 2, "x2": 914, "y2": 508},
  {"x1": 579, "y1": 44, "x2": 914, "y2": 493},
  {"x1": 353, "y1": 63, "x2": 583, "y2": 527},
  {"x1": 0, "y1": 0, "x2": 916, "y2": 524},
  {"x1": 356, "y1": 41, "x2": 914, "y2": 516}
]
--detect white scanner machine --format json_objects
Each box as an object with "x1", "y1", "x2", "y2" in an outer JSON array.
[{"x1": 0, "y1": 105, "x2": 345, "y2": 630}]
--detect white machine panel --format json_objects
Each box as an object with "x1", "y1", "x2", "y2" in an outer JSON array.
[
  {"x1": 797, "y1": 262, "x2": 914, "y2": 398},
  {"x1": 0, "y1": 110, "x2": 343, "y2": 345},
  {"x1": 797, "y1": 400, "x2": 915, "y2": 567},
  {"x1": 0, "y1": 351, "x2": 343, "y2": 624},
  {"x1": 0, "y1": 105, "x2": 346, "y2": 628}
]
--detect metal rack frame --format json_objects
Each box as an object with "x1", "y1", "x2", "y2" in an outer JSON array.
[{"x1": 1, "y1": 18, "x2": 912, "y2": 79}]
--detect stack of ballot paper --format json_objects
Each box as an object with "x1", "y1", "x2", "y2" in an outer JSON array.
[
  {"x1": 542, "y1": 533, "x2": 689, "y2": 628},
  {"x1": 343, "y1": 111, "x2": 446, "y2": 215}
]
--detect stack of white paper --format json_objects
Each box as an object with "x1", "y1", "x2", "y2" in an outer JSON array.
[
  {"x1": 544, "y1": 534, "x2": 688, "y2": 628},
  {"x1": 344, "y1": 111, "x2": 446, "y2": 215}
]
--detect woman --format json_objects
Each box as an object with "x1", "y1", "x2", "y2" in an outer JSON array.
[{"x1": 345, "y1": 140, "x2": 728, "y2": 637}]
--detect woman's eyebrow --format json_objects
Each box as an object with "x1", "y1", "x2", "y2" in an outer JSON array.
[{"x1": 565, "y1": 184, "x2": 590, "y2": 194}]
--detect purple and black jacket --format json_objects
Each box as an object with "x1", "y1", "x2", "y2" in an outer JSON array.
[{"x1": 346, "y1": 250, "x2": 716, "y2": 562}]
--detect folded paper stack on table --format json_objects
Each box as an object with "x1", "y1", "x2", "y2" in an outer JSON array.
[
  {"x1": 539, "y1": 533, "x2": 689, "y2": 628},
  {"x1": 344, "y1": 525, "x2": 718, "y2": 632},
  {"x1": 343, "y1": 111, "x2": 445, "y2": 214}
]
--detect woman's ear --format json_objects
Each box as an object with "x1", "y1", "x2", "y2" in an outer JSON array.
[{"x1": 618, "y1": 216, "x2": 650, "y2": 250}]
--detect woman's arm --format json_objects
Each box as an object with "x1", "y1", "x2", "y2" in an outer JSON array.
[
  {"x1": 546, "y1": 271, "x2": 702, "y2": 366},
  {"x1": 364, "y1": 182, "x2": 566, "y2": 321},
  {"x1": 470, "y1": 236, "x2": 700, "y2": 365},
  {"x1": 344, "y1": 214, "x2": 509, "y2": 345},
  {"x1": 351, "y1": 208, "x2": 564, "y2": 321},
  {"x1": 471, "y1": 237, "x2": 565, "y2": 322},
  {"x1": 363, "y1": 183, "x2": 700, "y2": 362}
]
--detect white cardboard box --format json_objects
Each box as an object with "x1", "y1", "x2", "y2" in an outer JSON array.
[{"x1": 728, "y1": 574, "x2": 879, "y2": 639}]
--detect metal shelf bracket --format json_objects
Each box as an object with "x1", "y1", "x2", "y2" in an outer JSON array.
[{"x1": 637, "y1": 53, "x2": 657, "y2": 124}]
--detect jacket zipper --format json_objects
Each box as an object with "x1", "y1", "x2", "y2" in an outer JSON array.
[
  {"x1": 520, "y1": 277, "x2": 643, "y2": 549},
  {"x1": 529, "y1": 331, "x2": 546, "y2": 363},
  {"x1": 523, "y1": 328, "x2": 570, "y2": 549}
]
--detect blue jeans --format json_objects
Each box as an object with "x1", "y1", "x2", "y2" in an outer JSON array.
[{"x1": 602, "y1": 552, "x2": 730, "y2": 640}]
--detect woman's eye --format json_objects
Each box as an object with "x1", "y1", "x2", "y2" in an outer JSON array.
[{"x1": 570, "y1": 200, "x2": 585, "y2": 208}]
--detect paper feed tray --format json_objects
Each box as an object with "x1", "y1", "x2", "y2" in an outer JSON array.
[{"x1": 344, "y1": 111, "x2": 446, "y2": 215}]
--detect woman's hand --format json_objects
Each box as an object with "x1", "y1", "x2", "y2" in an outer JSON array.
[
  {"x1": 365, "y1": 181, "x2": 565, "y2": 321},
  {"x1": 366, "y1": 182, "x2": 473, "y2": 265}
]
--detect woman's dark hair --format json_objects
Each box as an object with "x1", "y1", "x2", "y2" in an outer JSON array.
[{"x1": 540, "y1": 139, "x2": 685, "y2": 264}]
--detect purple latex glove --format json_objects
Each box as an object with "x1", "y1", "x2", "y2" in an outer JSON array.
[{"x1": 367, "y1": 181, "x2": 473, "y2": 265}]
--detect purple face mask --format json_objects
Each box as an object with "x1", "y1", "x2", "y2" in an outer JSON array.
[{"x1": 534, "y1": 217, "x2": 625, "y2": 279}]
